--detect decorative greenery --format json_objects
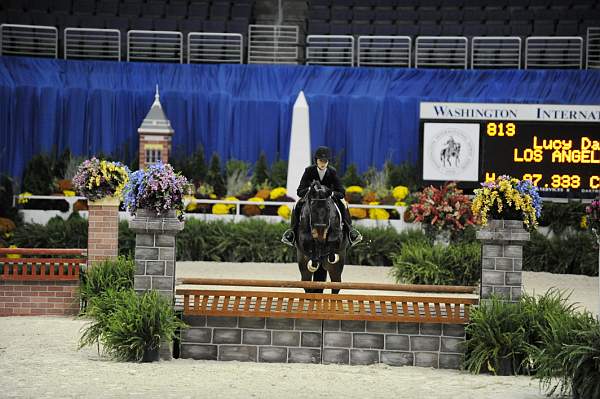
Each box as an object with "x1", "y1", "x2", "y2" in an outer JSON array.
[
  {"x1": 363, "y1": 166, "x2": 390, "y2": 199},
  {"x1": 72, "y1": 157, "x2": 130, "y2": 201},
  {"x1": 11, "y1": 213, "x2": 88, "y2": 249},
  {"x1": 123, "y1": 162, "x2": 188, "y2": 221},
  {"x1": 205, "y1": 153, "x2": 226, "y2": 198},
  {"x1": 408, "y1": 182, "x2": 476, "y2": 241},
  {"x1": 342, "y1": 163, "x2": 364, "y2": 187},
  {"x1": 524, "y1": 230, "x2": 598, "y2": 276},
  {"x1": 465, "y1": 289, "x2": 576, "y2": 376},
  {"x1": 79, "y1": 289, "x2": 186, "y2": 362},
  {"x1": 0, "y1": 174, "x2": 20, "y2": 223},
  {"x1": 586, "y1": 197, "x2": 600, "y2": 234},
  {"x1": 538, "y1": 201, "x2": 587, "y2": 235},
  {"x1": 472, "y1": 176, "x2": 542, "y2": 230},
  {"x1": 252, "y1": 152, "x2": 270, "y2": 189},
  {"x1": 391, "y1": 240, "x2": 480, "y2": 286},
  {"x1": 385, "y1": 160, "x2": 420, "y2": 193},
  {"x1": 170, "y1": 145, "x2": 207, "y2": 186},
  {"x1": 269, "y1": 159, "x2": 288, "y2": 188},
  {"x1": 78, "y1": 256, "x2": 134, "y2": 311},
  {"x1": 225, "y1": 159, "x2": 252, "y2": 197},
  {"x1": 22, "y1": 153, "x2": 55, "y2": 195}
]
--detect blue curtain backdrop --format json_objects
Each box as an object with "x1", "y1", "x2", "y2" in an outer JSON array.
[{"x1": 1, "y1": 55, "x2": 600, "y2": 181}]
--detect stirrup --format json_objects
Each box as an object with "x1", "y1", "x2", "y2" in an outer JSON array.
[
  {"x1": 281, "y1": 230, "x2": 295, "y2": 247},
  {"x1": 349, "y1": 229, "x2": 363, "y2": 248}
]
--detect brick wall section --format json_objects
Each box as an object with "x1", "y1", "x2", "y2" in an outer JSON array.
[
  {"x1": 87, "y1": 203, "x2": 119, "y2": 263},
  {"x1": 138, "y1": 136, "x2": 171, "y2": 170},
  {"x1": 476, "y1": 219, "x2": 530, "y2": 301},
  {"x1": 179, "y1": 316, "x2": 466, "y2": 369},
  {"x1": 0, "y1": 281, "x2": 79, "y2": 316},
  {"x1": 129, "y1": 209, "x2": 184, "y2": 302}
]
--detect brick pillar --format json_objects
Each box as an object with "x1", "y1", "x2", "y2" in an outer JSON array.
[
  {"x1": 87, "y1": 197, "x2": 120, "y2": 263},
  {"x1": 476, "y1": 219, "x2": 530, "y2": 302},
  {"x1": 128, "y1": 209, "x2": 184, "y2": 302}
]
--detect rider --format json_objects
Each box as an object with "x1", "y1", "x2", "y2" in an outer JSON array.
[{"x1": 282, "y1": 146, "x2": 362, "y2": 247}]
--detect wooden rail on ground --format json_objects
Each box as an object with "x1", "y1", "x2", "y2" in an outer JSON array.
[
  {"x1": 176, "y1": 278, "x2": 479, "y2": 324},
  {"x1": 0, "y1": 248, "x2": 87, "y2": 281}
]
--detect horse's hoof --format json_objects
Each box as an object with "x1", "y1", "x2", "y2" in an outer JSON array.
[
  {"x1": 307, "y1": 260, "x2": 319, "y2": 273},
  {"x1": 328, "y1": 253, "x2": 339, "y2": 264}
]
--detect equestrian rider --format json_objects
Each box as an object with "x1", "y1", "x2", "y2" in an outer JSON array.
[{"x1": 282, "y1": 146, "x2": 363, "y2": 248}]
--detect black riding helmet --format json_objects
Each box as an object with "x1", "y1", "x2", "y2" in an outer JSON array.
[{"x1": 314, "y1": 146, "x2": 331, "y2": 163}]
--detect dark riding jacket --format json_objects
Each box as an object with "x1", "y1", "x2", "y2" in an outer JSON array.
[{"x1": 297, "y1": 165, "x2": 345, "y2": 200}]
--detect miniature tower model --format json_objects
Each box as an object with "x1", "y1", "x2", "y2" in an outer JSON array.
[{"x1": 138, "y1": 85, "x2": 174, "y2": 170}]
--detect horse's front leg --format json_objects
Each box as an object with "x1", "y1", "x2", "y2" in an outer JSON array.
[{"x1": 328, "y1": 259, "x2": 345, "y2": 295}]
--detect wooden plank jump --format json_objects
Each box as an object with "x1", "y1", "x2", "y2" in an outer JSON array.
[
  {"x1": 0, "y1": 248, "x2": 87, "y2": 281},
  {"x1": 176, "y1": 278, "x2": 479, "y2": 324}
]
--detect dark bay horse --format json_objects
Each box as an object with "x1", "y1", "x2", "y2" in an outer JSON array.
[{"x1": 296, "y1": 180, "x2": 348, "y2": 294}]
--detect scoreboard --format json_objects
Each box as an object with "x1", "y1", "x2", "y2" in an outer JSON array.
[{"x1": 419, "y1": 102, "x2": 600, "y2": 198}]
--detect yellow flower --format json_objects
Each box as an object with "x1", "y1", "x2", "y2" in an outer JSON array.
[
  {"x1": 184, "y1": 195, "x2": 197, "y2": 211},
  {"x1": 212, "y1": 204, "x2": 230, "y2": 214},
  {"x1": 224, "y1": 196, "x2": 239, "y2": 210},
  {"x1": 248, "y1": 197, "x2": 265, "y2": 209},
  {"x1": 270, "y1": 187, "x2": 287, "y2": 200},
  {"x1": 349, "y1": 207, "x2": 367, "y2": 219},
  {"x1": 394, "y1": 201, "x2": 406, "y2": 207},
  {"x1": 580, "y1": 215, "x2": 588, "y2": 229},
  {"x1": 277, "y1": 205, "x2": 291, "y2": 219},
  {"x1": 346, "y1": 186, "x2": 363, "y2": 194},
  {"x1": 6, "y1": 245, "x2": 21, "y2": 259},
  {"x1": 63, "y1": 190, "x2": 76, "y2": 197},
  {"x1": 17, "y1": 192, "x2": 32, "y2": 204},
  {"x1": 368, "y1": 201, "x2": 389, "y2": 220},
  {"x1": 209, "y1": 193, "x2": 217, "y2": 199},
  {"x1": 392, "y1": 186, "x2": 409, "y2": 201}
]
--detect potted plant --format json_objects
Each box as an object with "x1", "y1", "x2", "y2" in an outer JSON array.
[
  {"x1": 72, "y1": 157, "x2": 130, "y2": 205},
  {"x1": 123, "y1": 162, "x2": 188, "y2": 221},
  {"x1": 471, "y1": 175, "x2": 542, "y2": 231},
  {"x1": 407, "y1": 182, "x2": 476, "y2": 245}
]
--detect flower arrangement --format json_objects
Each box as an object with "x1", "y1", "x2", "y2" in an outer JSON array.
[
  {"x1": 123, "y1": 162, "x2": 188, "y2": 221},
  {"x1": 585, "y1": 198, "x2": 600, "y2": 235},
  {"x1": 408, "y1": 182, "x2": 476, "y2": 236},
  {"x1": 349, "y1": 207, "x2": 367, "y2": 219},
  {"x1": 212, "y1": 196, "x2": 238, "y2": 215},
  {"x1": 72, "y1": 157, "x2": 129, "y2": 201},
  {"x1": 346, "y1": 186, "x2": 363, "y2": 194},
  {"x1": 471, "y1": 175, "x2": 542, "y2": 229}
]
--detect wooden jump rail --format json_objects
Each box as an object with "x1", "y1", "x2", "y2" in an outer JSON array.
[
  {"x1": 0, "y1": 248, "x2": 87, "y2": 281},
  {"x1": 176, "y1": 278, "x2": 479, "y2": 324}
]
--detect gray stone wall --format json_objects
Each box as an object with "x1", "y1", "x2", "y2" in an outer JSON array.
[
  {"x1": 476, "y1": 219, "x2": 530, "y2": 301},
  {"x1": 129, "y1": 209, "x2": 184, "y2": 301},
  {"x1": 180, "y1": 316, "x2": 466, "y2": 369}
]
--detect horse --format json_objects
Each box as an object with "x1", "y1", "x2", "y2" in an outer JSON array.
[
  {"x1": 440, "y1": 137, "x2": 461, "y2": 167},
  {"x1": 295, "y1": 180, "x2": 347, "y2": 294}
]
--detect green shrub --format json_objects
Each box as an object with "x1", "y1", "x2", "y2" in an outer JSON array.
[
  {"x1": 118, "y1": 220, "x2": 135, "y2": 257},
  {"x1": 22, "y1": 153, "x2": 55, "y2": 195},
  {"x1": 538, "y1": 201, "x2": 587, "y2": 235},
  {"x1": 524, "y1": 230, "x2": 598, "y2": 276},
  {"x1": 78, "y1": 256, "x2": 134, "y2": 310},
  {"x1": 391, "y1": 240, "x2": 480, "y2": 285},
  {"x1": 269, "y1": 159, "x2": 288, "y2": 188},
  {"x1": 465, "y1": 289, "x2": 582, "y2": 377},
  {"x1": 79, "y1": 289, "x2": 186, "y2": 362},
  {"x1": 529, "y1": 308, "x2": 600, "y2": 398},
  {"x1": 251, "y1": 152, "x2": 270, "y2": 189},
  {"x1": 12, "y1": 213, "x2": 88, "y2": 248}
]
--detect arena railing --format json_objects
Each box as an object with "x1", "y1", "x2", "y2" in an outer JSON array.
[
  {"x1": 471, "y1": 36, "x2": 522, "y2": 69},
  {"x1": 0, "y1": 24, "x2": 58, "y2": 58},
  {"x1": 187, "y1": 32, "x2": 243, "y2": 64},
  {"x1": 415, "y1": 36, "x2": 468, "y2": 69},
  {"x1": 0, "y1": 248, "x2": 86, "y2": 281},
  {"x1": 64, "y1": 28, "x2": 121, "y2": 61},
  {"x1": 525, "y1": 36, "x2": 583, "y2": 69},
  {"x1": 306, "y1": 35, "x2": 355, "y2": 66},
  {"x1": 247, "y1": 24, "x2": 299, "y2": 64},
  {"x1": 176, "y1": 278, "x2": 478, "y2": 324},
  {"x1": 586, "y1": 27, "x2": 600, "y2": 69},
  {"x1": 13, "y1": 194, "x2": 406, "y2": 218},
  {"x1": 357, "y1": 36, "x2": 411, "y2": 67},
  {"x1": 127, "y1": 30, "x2": 183, "y2": 63}
]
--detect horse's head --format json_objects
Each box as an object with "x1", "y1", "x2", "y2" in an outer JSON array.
[{"x1": 305, "y1": 180, "x2": 334, "y2": 242}]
